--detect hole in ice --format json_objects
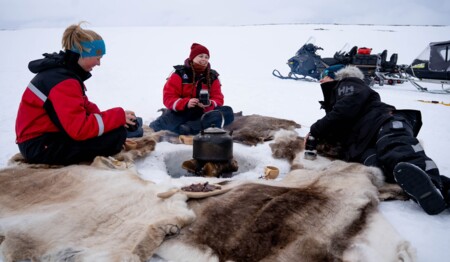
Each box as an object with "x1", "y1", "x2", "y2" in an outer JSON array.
[{"x1": 163, "y1": 149, "x2": 258, "y2": 178}]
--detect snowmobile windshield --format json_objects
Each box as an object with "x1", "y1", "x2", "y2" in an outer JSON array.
[
  {"x1": 410, "y1": 45, "x2": 430, "y2": 71},
  {"x1": 415, "y1": 46, "x2": 431, "y2": 63},
  {"x1": 295, "y1": 37, "x2": 319, "y2": 55},
  {"x1": 429, "y1": 41, "x2": 450, "y2": 72}
]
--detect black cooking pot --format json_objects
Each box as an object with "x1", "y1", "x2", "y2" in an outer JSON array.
[{"x1": 193, "y1": 110, "x2": 233, "y2": 162}]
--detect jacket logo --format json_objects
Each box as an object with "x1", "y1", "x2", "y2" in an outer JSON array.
[
  {"x1": 338, "y1": 85, "x2": 354, "y2": 96},
  {"x1": 182, "y1": 74, "x2": 188, "y2": 80}
]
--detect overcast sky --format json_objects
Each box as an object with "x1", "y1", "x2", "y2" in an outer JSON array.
[{"x1": 1, "y1": 0, "x2": 450, "y2": 29}]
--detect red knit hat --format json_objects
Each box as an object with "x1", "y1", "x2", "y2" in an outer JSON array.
[{"x1": 189, "y1": 43, "x2": 210, "y2": 61}]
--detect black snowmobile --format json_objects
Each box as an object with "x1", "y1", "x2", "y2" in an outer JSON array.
[
  {"x1": 272, "y1": 40, "x2": 381, "y2": 86},
  {"x1": 272, "y1": 40, "x2": 328, "y2": 82},
  {"x1": 401, "y1": 40, "x2": 450, "y2": 93}
]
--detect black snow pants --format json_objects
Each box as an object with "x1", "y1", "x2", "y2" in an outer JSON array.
[
  {"x1": 149, "y1": 106, "x2": 234, "y2": 135},
  {"x1": 18, "y1": 127, "x2": 127, "y2": 166},
  {"x1": 360, "y1": 114, "x2": 443, "y2": 189}
]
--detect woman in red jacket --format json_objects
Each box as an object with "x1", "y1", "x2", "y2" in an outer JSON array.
[
  {"x1": 15, "y1": 22, "x2": 137, "y2": 165},
  {"x1": 149, "y1": 43, "x2": 234, "y2": 135}
]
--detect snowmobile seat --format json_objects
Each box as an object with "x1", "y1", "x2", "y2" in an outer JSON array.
[
  {"x1": 389, "y1": 53, "x2": 398, "y2": 66},
  {"x1": 380, "y1": 50, "x2": 388, "y2": 64},
  {"x1": 381, "y1": 53, "x2": 398, "y2": 73},
  {"x1": 349, "y1": 46, "x2": 358, "y2": 57}
]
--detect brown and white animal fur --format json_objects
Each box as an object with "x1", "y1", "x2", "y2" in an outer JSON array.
[
  {"x1": 155, "y1": 160, "x2": 416, "y2": 262},
  {"x1": 270, "y1": 129, "x2": 407, "y2": 200},
  {"x1": 224, "y1": 114, "x2": 301, "y2": 146},
  {"x1": 0, "y1": 160, "x2": 196, "y2": 262},
  {"x1": 269, "y1": 129, "x2": 305, "y2": 166},
  {"x1": 0, "y1": 127, "x2": 413, "y2": 262},
  {"x1": 0, "y1": 131, "x2": 195, "y2": 262}
]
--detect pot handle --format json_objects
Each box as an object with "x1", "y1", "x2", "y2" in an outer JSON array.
[{"x1": 200, "y1": 110, "x2": 224, "y2": 134}]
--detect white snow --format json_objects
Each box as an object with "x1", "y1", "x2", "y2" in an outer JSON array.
[{"x1": 1, "y1": 24, "x2": 449, "y2": 261}]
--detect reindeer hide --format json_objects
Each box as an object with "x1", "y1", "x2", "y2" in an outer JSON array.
[
  {"x1": 156, "y1": 161, "x2": 416, "y2": 262},
  {"x1": 224, "y1": 114, "x2": 301, "y2": 146},
  {"x1": 0, "y1": 158, "x2": 196, "y2": 262}
]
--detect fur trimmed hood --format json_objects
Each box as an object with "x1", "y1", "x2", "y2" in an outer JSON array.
[{"x1": 335, "y1": 65, "x2": 365, "y2": 81}]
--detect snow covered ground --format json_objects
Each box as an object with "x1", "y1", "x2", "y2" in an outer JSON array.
[{"x1": 1, "y1": 24, "x2": 449, "y2": 261}]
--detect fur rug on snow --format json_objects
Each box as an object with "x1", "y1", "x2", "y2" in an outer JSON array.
[
  {"x1": 150, "y1": 112, "x2": 302, "y2": 146},
  {"x1": 269, "y1": 129, "x2": 408, "y2": 201},
  {"x1": 0, "y1": 157, "x2": 196, "y2": 261},
  {"x1": 0, "y1": 129, "x2": 413, "y2": 262},
  {"x1": 224, "y1": 112, "x2": 301, "y2": 146},
  {"x1": 155, "y1": 160, "x2": 416, "y2": 262},
  {"x1": 0, "y1": 131, "x2": 193, "y2": 261}
]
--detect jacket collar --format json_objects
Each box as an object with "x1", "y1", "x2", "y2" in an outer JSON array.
[{"x1": 65, "y1": 50, "x2": 92, "y2": 82}]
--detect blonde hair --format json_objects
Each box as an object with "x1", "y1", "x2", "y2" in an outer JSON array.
[{"x1": 62, "y1": 22, "x2": 103, "y2": 55}]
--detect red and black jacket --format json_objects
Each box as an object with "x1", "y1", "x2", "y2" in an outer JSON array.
[
  {"x1": 163, "y1": 60, "x2": 224, "y2": 112},
  {"x1": 15, "y1": 50, "x2": 125, "y2": 143}
]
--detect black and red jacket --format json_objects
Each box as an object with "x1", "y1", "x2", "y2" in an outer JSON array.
[
  {"x1": 163, "y1": 59, "x2": 224, "y2": 112},
  {"x1": 15, "y1": 50, "x2": 125, "y2": 143}
]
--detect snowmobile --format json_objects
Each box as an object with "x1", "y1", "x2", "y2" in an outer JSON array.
[
  {"x1": 272, "y1": 39, "x2": 359, "y2": 82},
  {"x1": 400, "y1": 40, "x2": 450, "y2": 93},
  {"x1": 272, "y1": 38, "x2": 328, "y2": 82},
  {"x1": 334, "y1": 46, "x2": 405, "y2": 86},
  {"x1": 374, "y1": 49, "x2": 407, "y2": 86},
  {"x1": 272, "y1": 40, "x2": 388, "y2": 86}
]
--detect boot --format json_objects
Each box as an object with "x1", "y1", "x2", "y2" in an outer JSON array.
[
  {"x1": 440, "y1": 175, "x2": 450, "y2": 208},
  {"x1": 393, "y1": 162, "x2": 446, "y2": 215}
]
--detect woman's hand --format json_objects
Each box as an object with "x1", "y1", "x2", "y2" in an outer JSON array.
[
  {"x1": 187, "y1": 98, "x2": 211, "y2": 109},
  {"x1": 198, "y1": 100, "x2": 211, "y2": 108},
  {"x1": 124, "y1": 110, "x2": 136, "y2": 128},
  {"x1": 187, "y1": 98, "x2": 200, "y2": 108}
]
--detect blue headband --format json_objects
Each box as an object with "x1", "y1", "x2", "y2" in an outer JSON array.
[
  {"x1": 321, "y1": 64, "x2": 345, "y2": 79},
  {"x1": 72, "y1": 40, "x2": 106, "y2": 57}
]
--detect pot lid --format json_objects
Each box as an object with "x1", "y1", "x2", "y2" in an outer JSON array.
[{"x1": 203, "y1": 126, "x2": 227, "y2": 134}]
